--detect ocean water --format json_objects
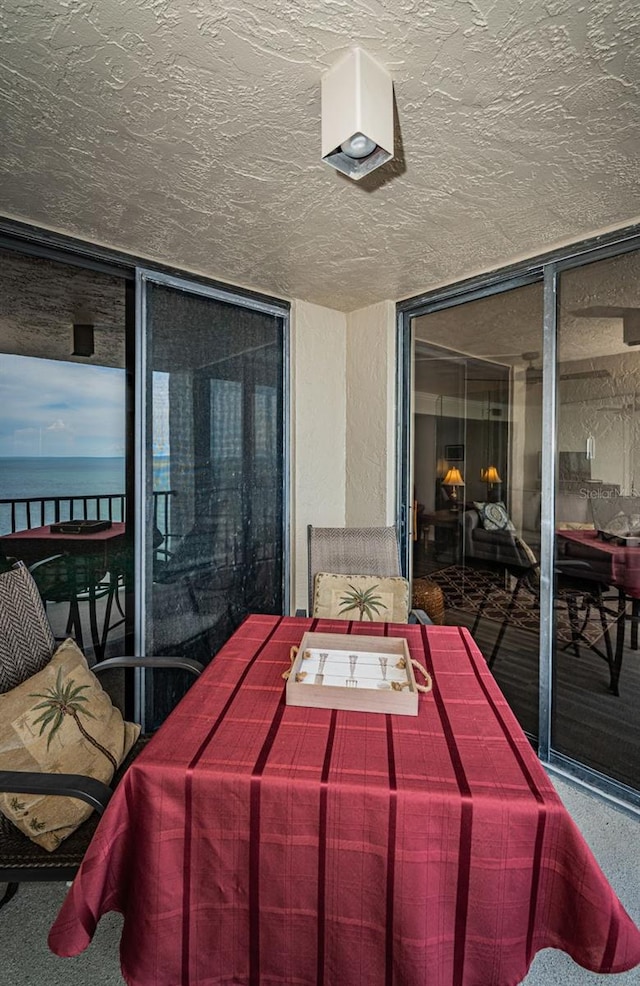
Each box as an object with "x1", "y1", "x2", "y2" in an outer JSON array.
[
  {"x1": 0, "y1": 456, "x2": 169, "y2": 535},
  {"x1": 0, "y1": 456, "x2": 126, "y2": 501}
]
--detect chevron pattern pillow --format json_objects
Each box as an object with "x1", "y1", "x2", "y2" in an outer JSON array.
[{"x1": 0, "y1": 564, "x2": 55, "y2": 694}]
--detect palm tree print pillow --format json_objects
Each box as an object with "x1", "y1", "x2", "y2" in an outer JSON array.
[
  {"x1": 313, "y1": 573, "x2": 410, "y2": 623},
  {"x1": 0, "y1": 637, "x2": 140, "y2": 851}
]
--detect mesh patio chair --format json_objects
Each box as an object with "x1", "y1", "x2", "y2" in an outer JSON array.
[
  {"x1": 0, "y1": 561, "x2": 203, "y2": 911},
  {"x1": 301, "y1": 525, "x2": 431, "y2": 624},
  {"x1": 469, "y1": 540, "x2": 617, "y2": 686}
]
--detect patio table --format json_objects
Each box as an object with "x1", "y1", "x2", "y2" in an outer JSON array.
[
  {"x1": 49, "y1": 614, "x2": 640, "y2": 986},
  {"x1": 0, "y1": 522, "x2": 126, "y2": 659}
]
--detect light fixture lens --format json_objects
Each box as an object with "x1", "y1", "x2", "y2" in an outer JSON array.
[{"x1": 340, "y1": 132, "x2": 376, "y2": 159}]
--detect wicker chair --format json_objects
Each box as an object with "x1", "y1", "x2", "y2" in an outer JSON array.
[
  {"x1": 301, "y1": 525, "x2": 431, "y2": 624},
  {"x1": 0, "y1": 561, "x2": 203, "y2": 911}
]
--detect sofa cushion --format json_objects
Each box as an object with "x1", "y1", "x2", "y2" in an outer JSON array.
[
  {"x1": 0, "y1": 637, "x2": 140, "y2": 851},
  {"x1": 472, "y1": 527, "x2": 515, "y2": 546}
]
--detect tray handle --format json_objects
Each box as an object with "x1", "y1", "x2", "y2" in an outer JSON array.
[{"x1": 282, "y1": 645, "x2": 299, "y2": 680}]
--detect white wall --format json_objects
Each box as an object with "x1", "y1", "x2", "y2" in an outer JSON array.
[
  {"x1": 345, "y1": 301, "x2": 396, "y2": 526},
  {"x1": 290, "y1": 300, "x2": 347, "y2": 611},
  {"x1": 414, "y1": 414, "x2": 437, "y2": 512},
  {"x1": 290, "y1": 299, "x2": 397, "y2": 613}
]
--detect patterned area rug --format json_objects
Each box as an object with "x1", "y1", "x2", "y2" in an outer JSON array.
[{"x1": 428, "y1": 565, "x2": 617, "y2": 648}]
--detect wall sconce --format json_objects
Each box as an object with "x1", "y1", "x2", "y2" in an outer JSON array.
[
  {"x1": 586, "y1": 436, "x2": 595, "y2": 460},
  {"x1": 72, "y1": 323, "x2": 94, "y2": 357},
  {"x1": 442, "y1": 466, "x2": 464, "y2": 512},
  {"x1": 321, "y1": 47, "x2": 394, "y2": 180}
]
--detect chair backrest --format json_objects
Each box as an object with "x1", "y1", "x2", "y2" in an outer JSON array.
[
  {"x1": 0, "y1": 562, "x2": 56, "y2": 694},
  {"x1": 307, "y1": 525, "x2": 401, "y2": 612}
]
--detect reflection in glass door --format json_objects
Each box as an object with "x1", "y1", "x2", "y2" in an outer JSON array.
[
  {"x1": 401, "y1": 229, "x2": 640, "y2": 808},
  {"x1": 138, "y1": 274, "x2": 287, "y2": 668},
  {"x1": 410, "y1": 282, "x2": 543, "y2": 738},
  {"x1": 0, "y1": 247, "x2": 132, "y2": 663},
  {"x1": 553, "y1": 250, "x2": 640, "y2": 792}
]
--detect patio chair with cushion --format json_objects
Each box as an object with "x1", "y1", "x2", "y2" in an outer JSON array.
[
  {"x1": 0, "y1": 561, "x2": 203, "y2": 911},
  {"x1": 299, "y1": 525, "x2": 431, "y2": 624}
]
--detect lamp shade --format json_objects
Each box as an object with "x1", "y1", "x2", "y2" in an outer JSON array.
[
  {"x1": 483, "y1": 465, "x2": 501, "y2": 484},
  {"x1": 442, "y1": 466, "x2": 464, "y2": 487}
]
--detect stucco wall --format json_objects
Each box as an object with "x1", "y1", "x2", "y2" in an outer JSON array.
[
  {"x1": 345, "y1": 301, "x2": 396, "y2": 527},
  {"x1": 290, "y1": 299, "x2": 397, "y2": 612},
  {"x1": 290, "y1": 300, "x2": 347, "y2": 612}
]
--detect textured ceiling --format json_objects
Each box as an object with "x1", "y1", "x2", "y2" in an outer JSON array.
[
  {"x1": 415, "y1": 249, "x2": 640, "y2": 368},
  {"x1": 1, "y1": 0, "x2": 639, "y2": 312}
]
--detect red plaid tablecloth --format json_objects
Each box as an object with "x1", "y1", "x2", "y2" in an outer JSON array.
[
  {"x1": 49, "y1": 615, "x2": 640, "y2": 986},
  {"x1": 559, "y1": 528, "x2": 640, "y2": 598}
]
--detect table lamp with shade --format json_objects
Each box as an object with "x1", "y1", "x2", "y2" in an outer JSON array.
[
  {"x1": 442, "y1": 466, "x2": 464, "y2": 511},
  {"x1": 481, "y1": 464, "x2": 502, "y2": 501}
]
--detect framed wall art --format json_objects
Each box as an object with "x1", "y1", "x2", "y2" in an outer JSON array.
[{"x1": 444, "y1": 444, "x2": 464, "y2": 461}]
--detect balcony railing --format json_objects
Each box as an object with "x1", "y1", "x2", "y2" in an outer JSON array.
[{"x1": 0, "y1": 491, "x2": 175, "y2": 540}]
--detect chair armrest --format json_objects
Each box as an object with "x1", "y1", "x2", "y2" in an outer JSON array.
[
  {"x1": 28, "y1": 553, "x2": 69, "y2": 573},
  {"x1": 555, "y1": 559, "x2": 611, "y2": 588},
  {"x1": 0, "y1": 769, "x2": 112, "y2": 814},
  {"x1": 93, "y1": 656, "x2": 203, "y2": 677},
  {"x1": 555, "y1": 559, "x2": 592, "y2": 573},
  {"x1": 409, "y1": 608, "x2": 432, "y2": 625}
]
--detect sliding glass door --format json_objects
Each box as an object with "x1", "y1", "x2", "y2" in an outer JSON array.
[
  {"x1": 137, "y1": 272, "x2": 287, "y2": 667},
  {"x1": 553, "y1": 250, "x2": 640, "y2": 793},
  {"x1": 408, "y1": 283, "x2": 543, "y2": 739},
  {"x1": 399, "y1": 228, "x2": 640, "y2": 811},
  {"x1": 0, "y1": 227, "x2": 290, "y2": 730}
]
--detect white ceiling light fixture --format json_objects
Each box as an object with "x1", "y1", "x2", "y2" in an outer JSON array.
[{"x1": 321, "y1": 47, "x2": 394, "y2": 181}]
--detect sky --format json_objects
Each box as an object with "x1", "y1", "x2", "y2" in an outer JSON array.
[{"x1": 0, "y1": 354, "x2": 126, "y2": 457}]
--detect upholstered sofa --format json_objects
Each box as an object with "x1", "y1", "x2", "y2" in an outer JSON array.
[
  {"x1": 464, "y1": 487, "x2": 621, "y2": 575},
  {"x1": 462, "y1": 505, "x2": 534, "y2": 569}
]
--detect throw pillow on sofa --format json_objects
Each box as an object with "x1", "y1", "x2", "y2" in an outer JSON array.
[{"x1": 473, "y1": 501, "x2": 516, "y2": 533}]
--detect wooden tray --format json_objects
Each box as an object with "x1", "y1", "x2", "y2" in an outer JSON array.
[
  {"x1": 285, "y1": 632, "x2": 418, "y2": 715},
  {"x1": 49, "y1": 519, "x2": 112, "y2": 534}
]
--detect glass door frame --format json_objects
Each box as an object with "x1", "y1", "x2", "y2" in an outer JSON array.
[
  {"x1": 134, "y1": 267, "x2": 291, "y2": 664},
  {"x1": 0, "y1": 219, "x2": 291, "y2": 722},
  {"x1": 396, "y1": 223, "x2": 640, "y2": 815}
]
